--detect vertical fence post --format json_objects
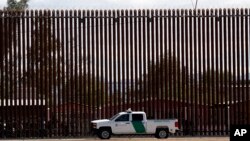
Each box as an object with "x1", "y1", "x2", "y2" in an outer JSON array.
[
  {"x1": 240, "y1": 9, "x2": 245, "y2": 127},
  {"x1": 168, "y1": 9, "x2": 172, "y2": 119},
  {"x1": 117, "y1": 10, "x2": 121, "y2": 113},
  {"x1": 193, "y1": 9, "x2": 198, "y2": 135},
  {"x1": 134, "y1": 9, "x2": 138, "y2": 111},
  {"x1": 78, "y1": 9, "x2": 83, "y2": 136},
  {"x1": 121, "y1": 10, "x2": 126, "y2": 112},
  {"x1": 180, "y1": 9, "x2": 185, "y2": 135},
  {"x1": 108, "y1": 10, "x2": 112, "y2": 117},
  {"x1": 112, "y1": 10, "x2": 117, "y2": 114},
  {"x1": 86, "y1": 10, "x2": 91, "y2": 132},
  {"x1": 99, "y1": 10, "x2": 104, "y2": 120},
  {"x1": 142, "y1": 9, "x2": 147, "y2": 115},
  {"x1": 222, "y1": 8, "x2": 228, "y2": 135},
  {"x1": 197, "y1": 9, "x2": 202, "y2": 136},
  {"x1": 233, "y1": 8, "x2": 237, "y2": 126},
  {"x1": 159, "y1": 9, "x2": 164, "y2": 119},
  {"x1": 245, "y1": 8, "x2": 249, "y2": 125},
  {"x1": 91, "y1": 10, "x2": 95, "y2": 122},
  {"x1": 155, "y1": 10, "x2": 159, "y2": 119},
  {"x1": 236, "y1": 9, "x2": 241, "y2": 126},
  {"x1": 104, "y1": 10, "x2": 108, "y2": 119},
  {"x1": 176, "y1": 9, "x2": 181, "y2": 128},
  {"x1": 82, "y1": 10, "x2": 87, "y2": 136},
  {"x1": 228, "y1": 9, "x2": 233, "y2": 132},
  {"x1": 138, "y1": 9, "x2": 143, "y2": 112},
  {"x1": 214, "y1": 9, "x2": 219, "y2": 135},
  {"x1": 96, "y1": 10, "x2": 100, "y2": 119}
]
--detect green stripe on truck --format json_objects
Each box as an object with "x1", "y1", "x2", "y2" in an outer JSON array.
[{"x1": 132, "y1": 121, "x2": 146, "y2": 133}]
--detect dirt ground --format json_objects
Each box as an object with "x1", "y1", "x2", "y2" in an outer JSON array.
[{"x1": 3, "y1": 137, "x2": 229, "y2": 141}]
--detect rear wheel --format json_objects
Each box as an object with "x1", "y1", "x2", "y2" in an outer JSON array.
[
  {"x1": 155, "y1": 128, "x2": 169, "y2": 139},
  {"x1": 97, "y1": 128, "x2": 111, "y2": 139}
]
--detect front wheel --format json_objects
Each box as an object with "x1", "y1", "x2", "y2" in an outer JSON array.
[
  {"x1": 97, "y1": 129, "x2": 111, "y2": 139},
  {"x1": 155, "y1": 128, "x2": 169, "y2": 139}
]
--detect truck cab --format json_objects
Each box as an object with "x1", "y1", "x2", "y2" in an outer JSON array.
[
  {"x1": 91, "y1": 109, "x2": 179, "y2": 139},
  {"x1": 109, "y1": 111, "x2": 146, "y2": 134}
]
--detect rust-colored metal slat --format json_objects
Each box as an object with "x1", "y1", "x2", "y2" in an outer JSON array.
[
  {"x1": 159, "y1": 10, "x2": 164, "y2": 119},
  {"x1": 245, "y1": 9, "x2": 249, "y2": 125},
  {"x1": 108, "y1": 10, "x2": 112, "y2": 117},
  {"x1": 147, "y1": 9, "x2": 151, "y2": 117},
  {"x1": 228, "y1": 9, "x2": 233, "y2": 132},
  {"x1": 99, "y1": 10, "x2": 104, "y2": 120},
  {"x1": 112, "y1": 10, "x2": 117, "y2": 114},
  {"x1": 193, "y1": 10, "x2": 198, "y2": 135},
  {"x1": 91, "y1": 10, "x2": 95, "y2": 121},
  {"x1": 117, "y1": 10, "x2": 121, "y2": 113},
  {"x1": 197, "y1": 9, "x2": 202, "y2": 135}
]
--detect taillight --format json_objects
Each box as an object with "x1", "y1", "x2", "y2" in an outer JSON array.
[{"x1": 175, "y1": 121, "x2": 179, "y2": 128}]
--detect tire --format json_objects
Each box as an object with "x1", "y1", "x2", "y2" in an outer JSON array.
[
  {"x1": 97, "y1": 128, "x2": 111, "y2": 139},
  {"x1": 155, "y1": 128, "x2": 169, "y2": 139}
]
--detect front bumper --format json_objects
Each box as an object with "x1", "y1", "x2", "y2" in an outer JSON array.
[
  {"x1": 90, "y1": 122, "x2": 98, "y2": 134},
  {"x1": 91, "y1": 128, "x2": 99, "y2": 135}
]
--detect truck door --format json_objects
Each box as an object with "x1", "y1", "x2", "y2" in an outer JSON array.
[
  {"x1": 131, "y1": 114, "x2": 146, "y2": 133},
  {"x1": 112, "y1": 114, "x2": 134, "y2": 134}
]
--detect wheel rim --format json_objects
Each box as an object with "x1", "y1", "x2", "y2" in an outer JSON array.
[
  {"x1": 101, "y1": 131, "x2": 110, "y2": 138},
  {"x1": 159, "y1": 130, "x2": 167, "y2": 138}
]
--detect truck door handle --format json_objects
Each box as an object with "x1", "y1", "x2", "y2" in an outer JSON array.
[{"x1": 126, "y1": 123, "x2": 130, "y2": 124}]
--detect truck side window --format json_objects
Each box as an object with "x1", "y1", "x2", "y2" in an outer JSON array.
[
  {"x1": 132, "y1": 114, "x2": 143, "y2": 121},
  {"x1": 115, "y1": 114, "x2": 129, "y2": 122}
]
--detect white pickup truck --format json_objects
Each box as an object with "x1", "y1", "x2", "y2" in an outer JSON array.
[{"x1": 91, "y1": 109, "x2": 179, "y2": 139}]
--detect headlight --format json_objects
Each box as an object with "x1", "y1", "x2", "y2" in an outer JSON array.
[{"x1": 92, "y1": 123, "x2": 97, "y2": 128}]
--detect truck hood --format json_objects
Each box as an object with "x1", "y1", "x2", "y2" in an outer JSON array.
[{"x1": 91, "y1": 119, "x2": 110, "y2": 123}]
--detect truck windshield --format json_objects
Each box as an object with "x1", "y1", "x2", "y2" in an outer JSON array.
[{"x1": 110, "y1": 114, "x2": 119, "y2": 121}]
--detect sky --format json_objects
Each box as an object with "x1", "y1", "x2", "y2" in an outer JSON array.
[{"x1": 0, "y1": 0, "x2": 250, "y2": 9}]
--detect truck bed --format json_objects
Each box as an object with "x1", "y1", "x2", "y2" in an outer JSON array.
[{"x1": 146, "y1": 119, "x2": 178, "y2": 134}]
